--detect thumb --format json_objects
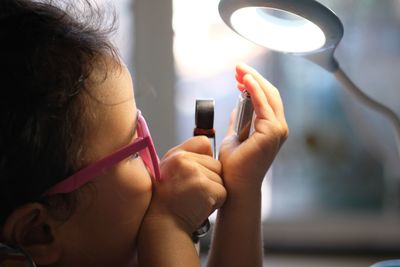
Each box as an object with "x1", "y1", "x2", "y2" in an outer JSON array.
[{"x1": 162, "y1": 136, "x2": 213, "y2": 160}]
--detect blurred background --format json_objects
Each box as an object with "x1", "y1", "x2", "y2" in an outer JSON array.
[{"x1": 105, "y1": 0, "x2": 400, "y2": 265}]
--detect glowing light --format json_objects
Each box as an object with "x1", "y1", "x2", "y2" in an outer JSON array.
[
  {"x1": 231, "y1": 7, "x2": 326, "y2": 53},
  {"x1": 173, "y1": 0, "x2": 265, "y2": 79}
]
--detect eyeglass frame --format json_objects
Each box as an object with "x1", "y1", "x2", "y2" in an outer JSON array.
[
  {"x1": 0, "y1": 242, "x2": 37, "y2": 267},
  {"x1": 43, "y1": 109, "x2": 160, "y2": 196}
]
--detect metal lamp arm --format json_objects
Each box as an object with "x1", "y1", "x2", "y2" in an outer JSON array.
[{"x1": 333, "y1": 66, "x2": 400, "y2": 159}]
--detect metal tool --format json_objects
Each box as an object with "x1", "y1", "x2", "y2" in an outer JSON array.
[
  {"x1": 234, "y1": 90, "x2": 254, "y2": 141},
  {"x1": 192, "y1": 99, "x2": 215, "y2": 248}
]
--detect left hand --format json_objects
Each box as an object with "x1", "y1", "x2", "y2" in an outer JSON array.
[
  {"x1": 219, "y1": 63, "x2": 289, "y2": 194},
  {"x1": 144, "y1": 136, "x2": 226, "y2": 235}
]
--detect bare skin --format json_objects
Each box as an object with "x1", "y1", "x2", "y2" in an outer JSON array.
[{"x1": 1, "y1": 61, "x2": 288, "y2": 267}]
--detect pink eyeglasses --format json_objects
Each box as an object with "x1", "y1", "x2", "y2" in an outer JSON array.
[{"x1": 43, "y1": 110, "x2": 160, "y2": 196}]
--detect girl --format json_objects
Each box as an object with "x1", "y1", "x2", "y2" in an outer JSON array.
[{"x1": 0, "y1": 1, "x2": 288, "y2": 266}]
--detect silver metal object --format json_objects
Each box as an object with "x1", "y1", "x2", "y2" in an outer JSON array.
[{"x1": 234, "y1": 91, "x2": 254, "y2": 141}]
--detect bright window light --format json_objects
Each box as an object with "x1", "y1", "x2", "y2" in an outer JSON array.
[
  {"x1": 173, "y1": 0, "x2": 265, "y2": 79},
  {"x1": 231, "y1": 7, "x2": 326, "y2": 53}
]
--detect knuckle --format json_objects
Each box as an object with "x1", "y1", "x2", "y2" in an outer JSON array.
[
  {"x1": 271, "y1": 120, "x2": 289, "y2": 140},
  {"x1": 217, "y1": 186, "x2": 227, "y2": 204},
  {"x1": 280, "y1": 123, "x2": 289, "y2": 140},
  {"x1": 175, "y1": 157, "x2": 203, "y2": 178},
  {"x1": 196, "y1": 176, "x2": 209, "y2": 190},
  {"x1": 208, "y1": 186, "x2": 227, "y2": 211},
  {"x1": 206, "y1": 196, "x2": 217, "y2": 211},
  {"x1": 174, "y1": 150, "x2": 187, "y2": 162},
  {"x1": 214, "y1": 160, "x2": 222, "y2": 175},
  {"x1": 168, "y1": 151, "x2": 190, "y2": 171},
  {"x1": 179, "y1": 162, "x2": 198, "y2": 177}
]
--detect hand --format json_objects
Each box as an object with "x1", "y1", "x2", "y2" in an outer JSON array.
[
  {"x1": 144, "y1": 136, "x2": 227, "y2": 235},
  {"x1": 219, "y1": 63, "x2": 289, "y2": 194}
]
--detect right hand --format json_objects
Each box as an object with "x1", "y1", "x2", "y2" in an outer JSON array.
[
  {"x1": 144, "y1": 136, "x2": 227, "y2": 235},
  {"x1": 219, "y1": 63, "x2": 288, "y2": 194}
]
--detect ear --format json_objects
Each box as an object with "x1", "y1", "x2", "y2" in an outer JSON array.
[{"x1": 1, "y1": 203, "x2": 62, "y2": 265}]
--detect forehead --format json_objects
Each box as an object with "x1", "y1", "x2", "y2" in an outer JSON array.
[
  {"x1": 82, "y1": 58, "x2": 137, "y2": 163},
  {"x1": 88, "y1": 59, "x2": 134, "y2": 104}
]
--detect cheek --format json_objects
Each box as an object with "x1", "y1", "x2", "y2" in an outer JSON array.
[
  {"x1": 77, "y1": 160, "x2": 153, "y2": 242},
  {"x1": 107, "y1": 160, "x2": 153, "y2": 222},
  {"x1": 58, "y1": 165, "x2": 153, "y2": 267}
]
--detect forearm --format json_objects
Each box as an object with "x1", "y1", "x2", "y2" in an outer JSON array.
[
  {"x1": 208, "y1": 62, "x2": 287, "y2": 267},
  {"x1": 137, "y1": 215, "x2": 201, "y2": 267},
  {"x1": 207, "y1": 189, "x2": 263, "y2": 267}
]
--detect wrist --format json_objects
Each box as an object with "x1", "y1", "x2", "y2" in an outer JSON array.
[
  {"x1": 138, "y1": 209, "x2": 201, "y2": 267},
  {"x1": 219, "y1": 181, "x2": 262, "y2": 212},
  {"x1": 223, "y1": 173, "x2": 263, "y2": 195},
  {"x1": 226, "y1": 188, "x2": 262, "y2": 205},
  {"x1": 142, "y1": 204, "x2": 194, "y2": 236}
]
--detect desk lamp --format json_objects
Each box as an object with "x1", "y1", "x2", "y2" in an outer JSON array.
[{"x1": 219, "y1": 0, "x2": 400, "y2": 157}]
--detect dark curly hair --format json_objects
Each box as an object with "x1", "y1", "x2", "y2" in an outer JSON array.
[{"x1": 0, "y1": 0, "x2": 119, "y2": 224}]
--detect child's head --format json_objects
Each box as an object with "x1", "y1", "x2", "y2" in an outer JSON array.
[{"x1": 0, "y1": 1, "x2": 156, "y2": 266}]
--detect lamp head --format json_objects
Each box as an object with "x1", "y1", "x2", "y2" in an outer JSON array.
[{"x1": 219, "y1": 0, "x2": 344, "y2": 72}]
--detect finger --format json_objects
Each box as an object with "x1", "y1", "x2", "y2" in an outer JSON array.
[
  {"x1": 236, "y1": 63, "x2": 286, "y2": 124},
  {"x1": 185, "y1": 152, "x2": 222, "y2": 177},
  {"x1": 181, "y1": 136, "x2": 213, "y2": 155},
  {"x1": 235, "y1": 62, "x2": 248, "y2": 81},
  {"x1": 235, "y1": 73, "x2": 244, "y2": 84},
  {"x1": 162, "y1": 135, "x2": 213, "y2": 159},
  {"x1": 201, "y1": 179, "x2": 227, "y2": 210},
  {"x1": 196, "y1": 162, "x2": 224, "y2": 185},
  {"x1": 236, "y1": 64, "x2": 285, "y2": 117},
  {"x1": 236, "y1": 82, "x2": 246, "y2": 92},
  {"x1": 243, "y1": 74, "x2": 274, "y2": 120},
  {"x1": 162, "y1": 150, "x2": 222, "y2": 177}
]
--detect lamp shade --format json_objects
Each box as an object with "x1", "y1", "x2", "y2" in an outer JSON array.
[{"x1": 219, "y1": 0, "x2": 344, "y2": 71}]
